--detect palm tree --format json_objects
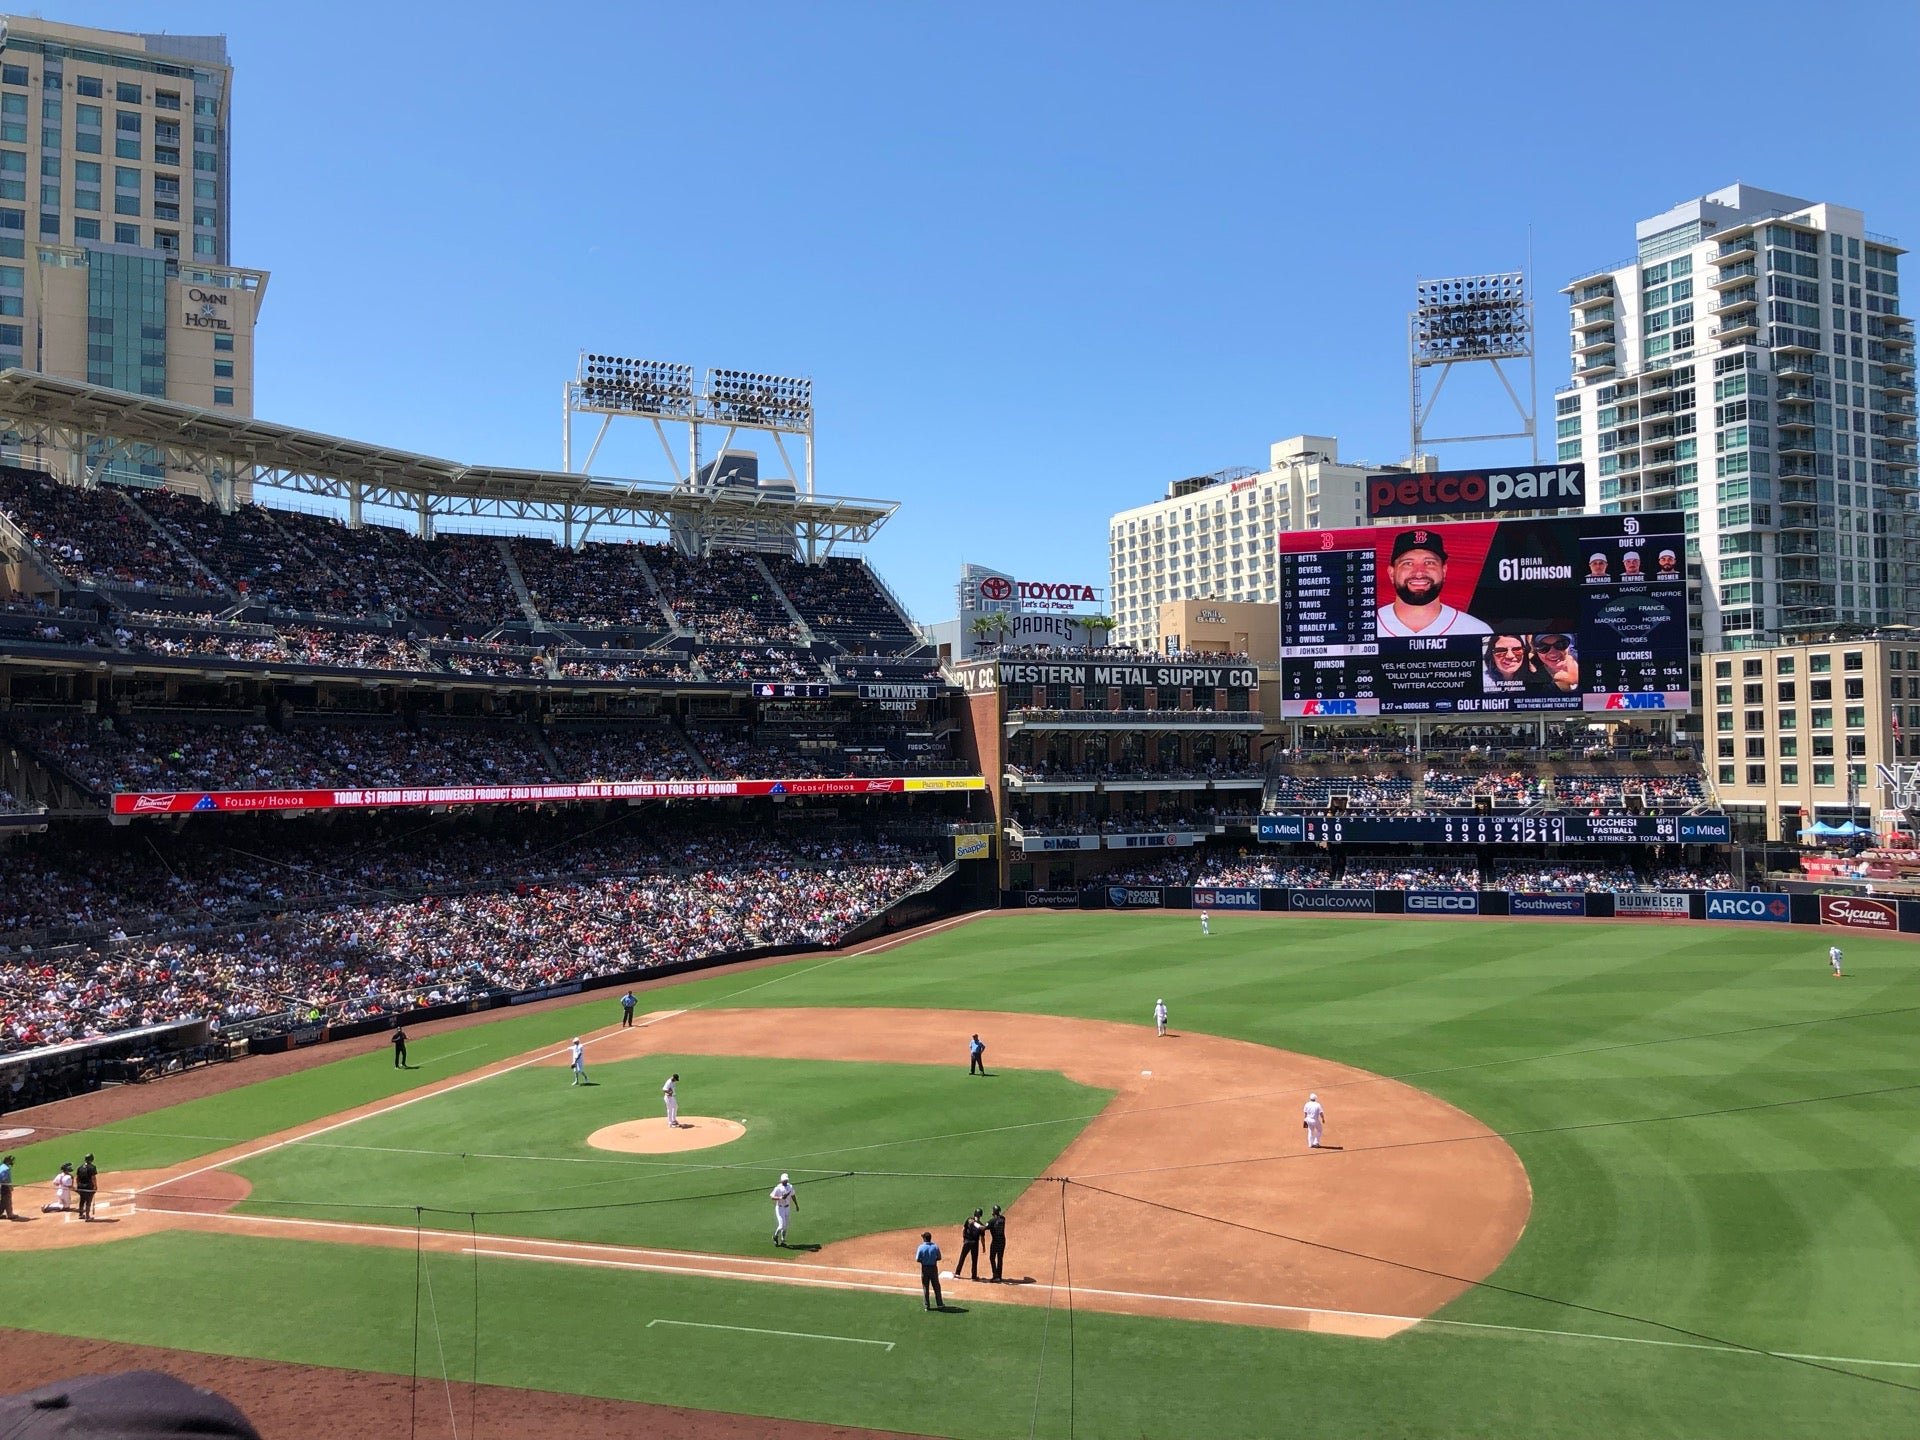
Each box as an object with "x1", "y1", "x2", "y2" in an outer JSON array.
[
  {"x1": 970, "y1": 614, "x2": 1007, "y2": 654},
  {"x1": 1081, "y1": 615, "x2": 1117, "y2": 651}
]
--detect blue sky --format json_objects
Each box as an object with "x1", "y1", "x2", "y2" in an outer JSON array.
[{"x1": 44, "y1": 1, "x2": 1920, "y2": 623}]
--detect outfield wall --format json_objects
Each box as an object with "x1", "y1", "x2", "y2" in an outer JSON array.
[{"x1": 1006, "y1": 886, "x2": 1920, "y2": 934}]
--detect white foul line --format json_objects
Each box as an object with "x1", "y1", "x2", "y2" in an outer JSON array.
[
  {"x1": 132, "y1": 1013, "x2": 675, "y2": 1201},
  {"x1": 646, "y1": 1318, "x2": 893, "y2": 1351}
]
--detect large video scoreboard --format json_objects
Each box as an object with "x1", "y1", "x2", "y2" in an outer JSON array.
[{"x1": 1281, "y1": 513, "x2": 1690, "y2": 717}]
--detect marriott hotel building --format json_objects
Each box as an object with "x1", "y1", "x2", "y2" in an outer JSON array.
[{"x1": 0, "y1": 14, "x2": 264, "y2": 492}]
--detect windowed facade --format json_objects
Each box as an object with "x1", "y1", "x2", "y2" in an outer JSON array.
[{"x1": 1704, "y1": 638, "x2": 1899, "y2": 838}]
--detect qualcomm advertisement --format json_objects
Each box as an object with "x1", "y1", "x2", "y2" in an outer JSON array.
[
  {"x1": 1509, "y1": 894, "x2": 1587, "y2": 917},
  {"x1": 1702, "y1": 891, "x2": 1792, "y2": 923},
  {"x1": 1287, "y1": 889, "x2": 1376, "y2": 913},
  {"x1": 1192, "y1": 886, "x2": 1261, "y2": 910},
  {"x1": 1404, "y1": 890, "x2": 1479, "y2": 915}
]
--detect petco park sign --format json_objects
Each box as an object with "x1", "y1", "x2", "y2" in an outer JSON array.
[
  {"x1": 1366, "y1": 463, "x2": 1586, "y2": 519},
  {"x1": 975, "y1": 576, "x2": 1100, "y2": 612}
]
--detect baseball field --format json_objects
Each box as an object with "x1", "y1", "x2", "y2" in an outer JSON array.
[{"x1": 0, "y1": 909, "x2": 1915, "y2": 1439}]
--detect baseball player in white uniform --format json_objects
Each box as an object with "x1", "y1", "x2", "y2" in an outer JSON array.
[
  {"x1": 1302, "y1": 1092, "x2": 1326, "y2": 1149},
  {"x1": 1154, "y1": 998, "x2": 1169, "y2": 1036},
  {"x1": 569, "y1": 1037, "x2": 587, "y2": 1086},
  {"x1": 43, "y1": 1162, "x2": 75, "y2": 1213},
  {"x1": 1829, "y1": 945, "x2": 1844, "y2": 978},
  {"x1": 662, "y1": 1072, "x2": 680, "y2": 1127},
  {"x1": 771, "y1": 1173, "x2": 798, "y2": 1246},
  {"x1": 1199, "y1": 911, "x2": 1210, "y2": 937}
]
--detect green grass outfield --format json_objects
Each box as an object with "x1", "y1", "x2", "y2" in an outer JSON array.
[{"x1": 2, "y1": 911, "x2": 1916, "y2": 1439}]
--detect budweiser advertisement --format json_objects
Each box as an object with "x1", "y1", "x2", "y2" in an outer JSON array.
[
  {"x1": 1819, "y1": 894, "x2": 1899, "y2": 931},
  {"x1": 112, "y1": 775, "x2": 985, "y2": 816}
]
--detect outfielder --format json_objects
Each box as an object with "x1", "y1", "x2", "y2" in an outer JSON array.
[
  {"x1": 1829, "y1": 944, "x2": 1844, "y2": 978},
  {"x1": 771, "y1": 1173, "x2": 798, "y2": 1246},
  {"x1": 1302, "y1": 1092, "x2": 1325, "y2": 1149},
  {"x1": 1200, "y1": 911, "x2": 1210, "y2": 937},
  {"x1": 569, "y1": 1037, "x2": 588, "y2": 1086},
  {"x1": 663, "y1": 1072, "x2": 680, "y2": 1127},
  {"x1": 1154, "y1": 998, "x2": 1169, "y2": 1037}
]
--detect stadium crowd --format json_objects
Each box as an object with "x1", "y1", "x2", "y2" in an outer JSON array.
[{"x1": 0, "y1": 829, "x2": 937, "y2": 1052}]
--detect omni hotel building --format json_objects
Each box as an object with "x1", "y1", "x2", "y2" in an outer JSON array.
[{"x1": 0, "y1": 15, "x2": 263, "y2": 492}]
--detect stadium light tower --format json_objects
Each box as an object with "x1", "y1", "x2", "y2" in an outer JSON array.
[
  {"x1": 1408, "y1": 270, "x2": 1537, "y2": 462},
  {"x1": 562, "y1": 353, "x2": 816, "y2": 496}
]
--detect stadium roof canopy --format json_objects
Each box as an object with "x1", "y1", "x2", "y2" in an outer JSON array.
[{"x1": 0, "y1": 370, "x2": 898, "y2": 551}]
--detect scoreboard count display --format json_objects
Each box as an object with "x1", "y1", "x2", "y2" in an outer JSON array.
[
  {"x1": 1280, "y1": 513, "x2": 1691, "y2": 717},
  {"x1": 1257, "y1": 813, "x2": 1732, "y2": 845}
]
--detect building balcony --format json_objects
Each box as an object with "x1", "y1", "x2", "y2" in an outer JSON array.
[
  {"x1": 1709, "y1": 261, "x2": 1759, "y2": 287},
  {"x1": 1713, "y1": 315, "x2": 1761, "y2": 342},
  {"x1": 1772, "y1": 329, "x2": 1819, "y2": 353},
  {"x1": 1869, "y1": 342, "x2": 1915, "y2": 370},
  {"x1": 1775, "y1": 355, "x2": 1818, "y2": 378},
  {"x1": 1005, "y1": 708, "x2": 1264, "y2": 734},
  {"x1": 1777, "y1": 432, "x2": 1816, "y2": 457},
  {"x1": 1872, "y1": 419, "x2": 1919, "y2": 441},
  {"x1": 1879, "y1": 397, "x2": 1918, "y2": 418},
  {"x1": 1574, "y1": 280, "x2": 1616, "y2": 303},
  {"x1": 1575, "y1": 328, "x2": 1618, "y2": 354},
  {"x1": 1875, "y1": 463, "x2": 1920, "y2": 488},
  {"x1": 1779, "y1": 479, "x2": 1819, "y2": 503},
  {"x1": 1777, "y1": 400, "x2": 1815, "y2": 424},
  {"x1": 1775, "y1": 380, "x2": 1816, "y2": 402},
  {"x1": 1573, "y1": 306, "x2": 1616, "y2": 331},
  {"x1": 1575, "y1": 351, "x2": 1618, "y2": 376},
  {"x1": 1778, "y1": 460, "x2": 1819, "y2": 479},
  {"x1": 1878, "y1": 374, "x2": 1919, "y2": 395},
  {"x1": 1003, "y1": 767, "x2": 1098, "y2": 795},
  {"x1": 1868, "y1": 318, "x2": 1915, "y2": 342},
  {"x1": 1715, "y1": 234, "x2": 1759, "y2": 263},
  {"x1": 1710, "y1": 288, "x2": 1759, "y2": 314}
]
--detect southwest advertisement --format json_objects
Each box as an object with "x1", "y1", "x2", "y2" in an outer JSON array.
[{"x1": 1280, "y1": 513, "x2": 1690, "y2": 717}]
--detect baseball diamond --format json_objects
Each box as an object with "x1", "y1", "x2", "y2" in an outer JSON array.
[{"x1": 0, "y1": 911, "x2": 1912, "y2": 1440}]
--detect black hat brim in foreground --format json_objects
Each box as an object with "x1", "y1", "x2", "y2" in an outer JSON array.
[{"x1": 0, "y1": 1370, "x2": 263, "y2": 1439}]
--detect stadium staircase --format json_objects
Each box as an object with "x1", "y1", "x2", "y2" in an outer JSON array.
[
  {"x1": 123, "y1": 489, "x2": 237, "y2": 599},
  {"x1": 751, "y1": 553, "x2": 817, "y2": 644},
  {"x1": 628, "y1": 545, "x2": 689, "y2": 637},
  {"x1": 493, "y1": 538, "x2": 546, "y2": 625}
]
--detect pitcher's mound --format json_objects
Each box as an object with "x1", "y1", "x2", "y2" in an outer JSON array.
[{"x1": 587, "y1": 1117, "x2": 746, "y2": 1154}]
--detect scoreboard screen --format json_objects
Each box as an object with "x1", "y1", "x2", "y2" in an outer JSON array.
[
  {"x1": 752, "y1": 682, "x2": 831, "y2": 699},
  {"x1": 1281, "y1": 513, "x2": 1690, "y2": 717}
]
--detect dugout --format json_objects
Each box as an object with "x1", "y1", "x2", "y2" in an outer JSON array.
[{"x1": 0, "y1": 1017, "x2": 220, "y2": 1111}]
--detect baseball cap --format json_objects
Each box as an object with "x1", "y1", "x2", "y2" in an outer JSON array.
[
  {"x1": 1589, "y1": 553, "x2": 1607, "y2": 564},
  {"x1": 780, "y1": 1173, "x2": 790, "y2": 1183},
  {"x1": 1659, "y1": 549, "x2": 1677, "y2": 559},
  {"x1": 0, "y1": 1371, "x2": 263, "y2": 1439},
  {"x1": 1390, "y1": 529, "x2": 1447, "y2": 564}
]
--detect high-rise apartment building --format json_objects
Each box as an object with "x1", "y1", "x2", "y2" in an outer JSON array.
[
  {"x1": 1107, "y1": 436, "x2": 1397, "y2": 651},
  {"x1": 1559, "y1": 185, "x2": 1916, "y2": 653},
  {"x1": 0, "y1": 15, "x2": 265, "y2": 491}
]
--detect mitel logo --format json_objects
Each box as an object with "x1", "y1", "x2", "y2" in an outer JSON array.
[
  {"x1": 1407, "y1": 892, "x2": 1478, "y2": 913},
  {"x1": 1300, "y1": 699, "x2": 1361, "y2": 716},
  {"x1": 1603, "y1": 693, "x2": 1669, "y2": 710},
  {"x1": 1704, "y1": 893, "x2": 1790, "y2": 923},
  {"x1": 1819, "y1": 895, "x2": 1897, "y2": 931}
]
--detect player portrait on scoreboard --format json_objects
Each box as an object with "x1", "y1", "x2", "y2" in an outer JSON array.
[
  {"x1": 1655, "y1": 548, "x2": 1682, "y2": 580},
  {"x1": 1375, "y1": 529, "x2": 1491, "y2": 638}
]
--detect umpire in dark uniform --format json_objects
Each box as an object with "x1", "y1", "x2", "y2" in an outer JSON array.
[
  {"x1": 391, "y1": 1026, "x2": 408, "y2": 1068},
  {"x1": 956, "y1": 1208, "x2": 985, "y2": 1280},
  {"x1": 986, "y1": 1203, "x2": 1007, "y2": 1281},
  {"x1": 76, "y1": 1153, "x2": 98, "y2": 1221}
]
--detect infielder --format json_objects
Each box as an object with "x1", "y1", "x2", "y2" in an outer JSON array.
[
  {"x1": 1154, "y1": 998, "x2": 1169, "y2": 1037},
  {"x1": 1302, "y1": 1092, "x2": 1326, "y2": 1149},
  {"x1": 770, "y1": 1172, "x2": 798, "y2": 1246},
  {"x1": 1829, "y1": 944, "x2": 1844, "y2": 978},
  {"x1": 569, "y1": 1037, "x2": 588, "y2": 1086},
  {"x1": 1200, "y1": 911, "x2": 1210, "y2": 937},
  {"x1": 663, "y1": 1072, "x2": 680, "y2": 1127}
]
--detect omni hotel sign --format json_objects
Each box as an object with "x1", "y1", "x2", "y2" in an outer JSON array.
[{"x1": 183, "y1": 287, "x2": 232, "y2": 332}]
